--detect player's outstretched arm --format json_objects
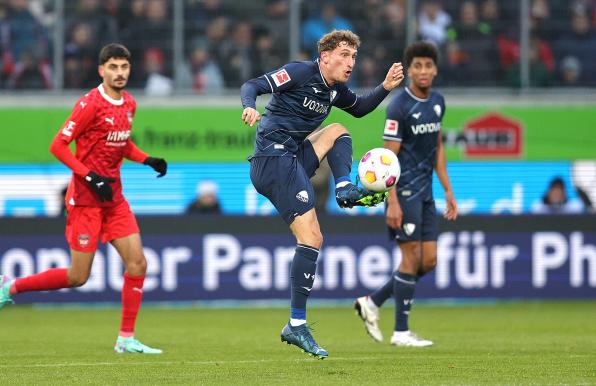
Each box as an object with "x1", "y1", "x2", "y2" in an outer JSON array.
[{"x1": 434, "y1": 134, "x2": 457, "y2": 220}]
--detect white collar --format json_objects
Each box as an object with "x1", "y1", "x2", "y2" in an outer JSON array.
[
  {"x1": 98, "y1": 84, "x2": 124, "y2": 105},
  {"x1": 405, "y1": 87, "x2": 430, "y2": 102},
  {"x1": 315, "y1": 59, "x2": 330, "y2": 88}
]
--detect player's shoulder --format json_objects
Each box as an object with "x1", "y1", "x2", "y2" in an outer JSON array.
[
  {"x1": 122, "y1": 90, "x2": 137, "y2": 106},
  {"x1": 430, "y1": 89, "x2": 445, "y2": 104},
  {"x1": 387, "y1": 88, "x2": 409, "y2": 110},
  {"x1": 73, "y1": 87, "x2": 99, "y2": 109},
  {"x1": 282, "y1": 60, "x2": 318, "y2": 78}
]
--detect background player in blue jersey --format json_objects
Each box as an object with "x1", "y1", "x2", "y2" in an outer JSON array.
[
  {"x1": 355, "y1": 41, "x2": 458, "y2": 347},
  {"x1": 240, "y1": 30, "x2": 404, "y2": 358}
]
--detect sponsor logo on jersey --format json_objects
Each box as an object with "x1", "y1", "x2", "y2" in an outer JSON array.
[
  {"x1": 403, "y1": 223, "x2": 416, "y2": 236},
  {"x1": 411, "y1": 122, "x2": 441, "y2": 135},
  {"x1": 434, "y1": 104, "x2": 442, "y2": 117},
  {"x1": 272, "y1": 69, "x2": 291, "y2": 87},
  {"x1": 384, "y1": 119, "x2": 398, "y2": 136},
  {"x1": 106, "y1": 130, "x2": 131, "y2": 142},
  {"x1": 62, "y1": 120, "x2": 76, "y2": 137},
  {"x1": 302, "y1": 97, "x2": 329, "y2": 114},
  {"x1": 296, "y1": 190, "x2": 309, "y2": 203}
]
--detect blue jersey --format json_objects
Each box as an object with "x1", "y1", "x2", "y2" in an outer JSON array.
[
  {"x1": 383, "y1": 87, "x2": 445, "y2": 201},
  {"x1": 241, "y1": 60, "x2": 390, "y2": 157}
]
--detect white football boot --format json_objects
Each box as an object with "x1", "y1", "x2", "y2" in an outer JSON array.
[
  {"x1": 354, "y1": 296, "x2": 383, "y2": 342},
  {"x1": 390, "y1": 330, "x2": 433, "y2": 347}
]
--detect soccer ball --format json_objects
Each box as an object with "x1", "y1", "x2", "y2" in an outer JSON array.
[{"x1": 357, "y1": 148, "x2": 400, "y2": 192}]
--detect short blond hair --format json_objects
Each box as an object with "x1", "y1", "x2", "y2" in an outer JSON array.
[{"x1": 317, "y1": 30, "x2": 361, "y2": 54}]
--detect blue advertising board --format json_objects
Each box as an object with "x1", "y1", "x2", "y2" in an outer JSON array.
[{"x1": 0, "y1": 161, "x2": 584, "y2": 216}]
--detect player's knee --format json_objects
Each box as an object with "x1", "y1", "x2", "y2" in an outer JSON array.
[
  {"x1": 301, "y1": 229, "x2": 323, "y2": 249},
  {"x1": 126, "y1": 256, "x2": 147, "y2": 276},
  {"x1": 423, "y1": 257, "x2": 437, "y2": 273},
  {"x1": 328, "y1": 123, "x2": 349, "y2": 138},
  {"x1": 68, "y1": 272, "x2": 89, "y2": 287}
]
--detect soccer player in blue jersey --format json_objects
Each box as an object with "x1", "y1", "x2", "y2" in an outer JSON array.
[
  {"x1": 354, "y1": 41, "x2": 458, "y2": 347},
  {"x1": 240, "y1": 30, "x2": 404, "y2": 358}
]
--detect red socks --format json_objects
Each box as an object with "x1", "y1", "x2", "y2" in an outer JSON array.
[
  {"x1": 13, "y1": 268, "x2": 70, "y2": 294},
  {"x1": 119, "y1": 273, "x2": 145, "y2": 336}
]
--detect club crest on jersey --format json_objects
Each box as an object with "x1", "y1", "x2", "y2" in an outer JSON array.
[
  {"x1": 330, "y1": 90, "x2": 337, "y2": 102},
  {"x1": 272, "y1": 69, "x2": 291, "y2": 87},
  {"x1": 78, "y1": 234, "x2": 90, "y2": 247},
  {"x1": 434, "y1": 104, "x2": 442, "y2": 117},
  {"x1": 403, "y1": 223, "x2": 416, "y2": 236},
  {"x1": 127, "y1": 111, "x2": 133, "y2": 123},
  {"x1": 296, "y1": 190, "x2": 309, "y2": 203},
  {"x1": 384, "y1": 119, "x2": 398, "y2": 136}
]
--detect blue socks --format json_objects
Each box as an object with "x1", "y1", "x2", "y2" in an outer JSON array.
[
  {"x1": 370, "y1": 277, "x2": 394, "y2": 307},
  {"x1": 290, "y1": 244, "x2": 319, "y2": 322},
  {"x1": 393, "y1": 271, "x2": 417, "y2": 331},
  {"x1": 327, "y1": 134, "x2": 353, "y2": 187}
]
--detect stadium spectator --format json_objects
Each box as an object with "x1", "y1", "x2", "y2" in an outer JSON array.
[
  {"x1": 555, "y1": 8, "x2": 596, "y2": 86},
  {"x1": 2, "y1": 0, "x2": 52, "y2": 89},
  {"x1": 178, "y1": 39, "x2": 224, "y2": 94},
  {"x1": 252, "y1": 26, "x2": 283, "y2": 78},
  {"x1": 220, "y1": 21, "x2": 254, "y2": 87},
  {"x1": 142, "y1": 47, "x2": 173, "y2": 96},
  {"x1": 301, "y1": 2, "x2": 354, "y2": 58},
  {"x1": 263, "y1": 0, "x2": 290, "y2": 60},
  {"x1": 531, "y1": 176, "x2": 585, "y2": 214},
  {"x1": 417, "y1": 0, "x2": 452, "y2": 48},
  {"x1": 186, "y1": 180, "x2": 222, "y2": 215},
  {"x1": 64, "y1": 22, "x2": 97, "y2": 89},
  {"x1": 505, "y1": 34, "x2": 555, "y2": 87},
  {"x1": 65, "y1": 0, "x2": 118, "y2": 48},
  {"x1": 558, "y1": 55, "x2": 582, "y2": 86},
  {"x1": 445, "y1": 0, "x2": 498, "y2": 85}
]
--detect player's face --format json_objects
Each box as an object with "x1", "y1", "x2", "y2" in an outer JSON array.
[
  {"x1": 99, "y1": 58, "x2": 130, "y2": 91},
  {"x1": 321, "y1": 42, "x2": 357, "y2": 84},
  {"x1": 407, "y1": 57, "x2": 437, "y2": 90}
]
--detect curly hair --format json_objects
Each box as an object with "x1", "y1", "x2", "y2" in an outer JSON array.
[{"x1": 317, "y1": 30, "x2": 361, "y2": 54}]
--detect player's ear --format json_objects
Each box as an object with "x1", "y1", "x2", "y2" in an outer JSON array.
[
  {"x1": 320, "y1": 51, "x2": 329, "y2": 64},
  {"x1": 98, "y1": 64, "x2": 104, "y2": 77}
]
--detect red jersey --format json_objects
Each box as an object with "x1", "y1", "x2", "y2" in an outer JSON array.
[{"x1": 51, "y1": 84, "x2": 147, "y2": 207}]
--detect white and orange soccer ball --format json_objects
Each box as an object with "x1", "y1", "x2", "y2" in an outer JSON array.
[{"x1": 357, "y1": 148, "x2": 401, "y2": 192}]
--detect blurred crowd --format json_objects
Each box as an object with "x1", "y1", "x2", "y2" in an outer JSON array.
[{"x1": 1, "y1": 0, "x2": 596, "y2": 92}]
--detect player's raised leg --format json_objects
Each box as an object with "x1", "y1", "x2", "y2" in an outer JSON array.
[
  {"x1": 111, "y1": 233, "x2": 162, "y2": 354},
  {"x1": 280, "y1": 209, "x2": 328, "y2": 359},
  {"x1": 308, "y1": 123, "x2": 386, "y2": 209},
  {"x1": 0, "y1": 249, "x2": 95, "y2": 311}
]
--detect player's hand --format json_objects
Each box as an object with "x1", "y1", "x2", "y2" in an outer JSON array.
[
  {"x1": 386, "y1": 201, "x2": 403, "y2": 229},
  {"x1": 444, "y1": 190, "x2": 458, "y2": 220},
  {"x1": 242, "y1": 107, "x2": 261, "y2": 127},
  {"x1": 85, "y1": 171, "x2": 115, "y2": 202},
  {"x1": 144, "y1": 156, "x2": 167, "y2": 178},
  {"x1": 382, "y1": 62, "x2": 404, "y2": 91}
]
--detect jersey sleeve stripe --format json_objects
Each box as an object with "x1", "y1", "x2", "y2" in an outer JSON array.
[
  {"x1": 339, "y1": 96, "x2": 358, "y2": 110},
  {"x1": 383, "y1": 136, "x2": 402, "y2": 142},
  {"x1": 263, "y1": 75, "x2": 274, "y2": 92}
]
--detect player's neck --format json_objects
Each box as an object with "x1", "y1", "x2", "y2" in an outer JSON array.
[
  {"x1": 101, "y1": 82, "x2": 123, "y2": 100},
  {"x1": 409, "y1": 85, "x2": 430, "y2": 99}
]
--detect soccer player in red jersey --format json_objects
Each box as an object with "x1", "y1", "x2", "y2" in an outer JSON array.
[{"x1": 0, "y1": 43, "x2": 167, "y2": 354}]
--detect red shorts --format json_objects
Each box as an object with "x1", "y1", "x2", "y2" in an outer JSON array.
[{"x1": 65, "y1": 200, "x2": 139, "y2": 252}]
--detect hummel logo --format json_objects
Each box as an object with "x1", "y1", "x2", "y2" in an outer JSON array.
[
  {"x1": 301, "y1": 286, "x2": 312, "y2": 292},
  {"x1": 312, "y1": 87, "x2": 322, "y2": 94},
  {"x1": 105, "y1": 117, "x2": 115, "y2": 125},
  {"x1": 412, "y1": 112, "x2": 422, "y2": 119}
]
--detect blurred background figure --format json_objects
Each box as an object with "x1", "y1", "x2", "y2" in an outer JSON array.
[
  {"x1": 531, "y1": 176, "x2": 585, "y2": 214},
  {"x1": 142, "y1": 47, "x2": 173, "y2": 96},
  {"x1": 301, "y1": 2, "x2": 353, "y2": 58},
  {"x1": 186, "y1": 180, "x2": 222, "y2": 215}
]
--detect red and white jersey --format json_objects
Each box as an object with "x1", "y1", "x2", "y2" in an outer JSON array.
[{"x1": 57, "y1": 84, "x2": 139, "y2": 207}]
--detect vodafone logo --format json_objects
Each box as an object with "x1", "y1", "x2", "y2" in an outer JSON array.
[{"x1": 272, "y1": 69, "x2": 291, "y2": 87}]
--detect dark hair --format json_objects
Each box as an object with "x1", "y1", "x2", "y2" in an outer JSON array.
[
  {"x1": 99, "y1": 43, "x2": 131, "y2": 65},
  {"x1": 318, "y1": 30, "x2": 361, "y2": 54},
  {"x1": 404, "y1": 41, "x2": 438, "y2": 67}
]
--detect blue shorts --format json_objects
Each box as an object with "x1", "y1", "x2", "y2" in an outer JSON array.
[
  {"x1": 388, "y1": 192, "x2": 438, "y2": 242},
  {"x1": 249, "y1": 141, "x2": 320, "y2": 224}
]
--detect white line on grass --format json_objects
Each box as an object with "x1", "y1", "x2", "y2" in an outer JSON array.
[{"x1": 0, "y1": 356, "x2": 392, "y2": 369}]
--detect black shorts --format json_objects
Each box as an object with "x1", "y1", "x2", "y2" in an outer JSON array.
[
  {"x1": 388, "y1": 193, "x2": 438, "y2": 242},
  {"x1": 249, "y1": 141, "x2": 320, "y2": 224}
]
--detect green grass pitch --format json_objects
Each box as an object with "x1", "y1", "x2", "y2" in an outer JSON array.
[{"x1": 0, "y1": 301, "x2": 594, "y2": 385}]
